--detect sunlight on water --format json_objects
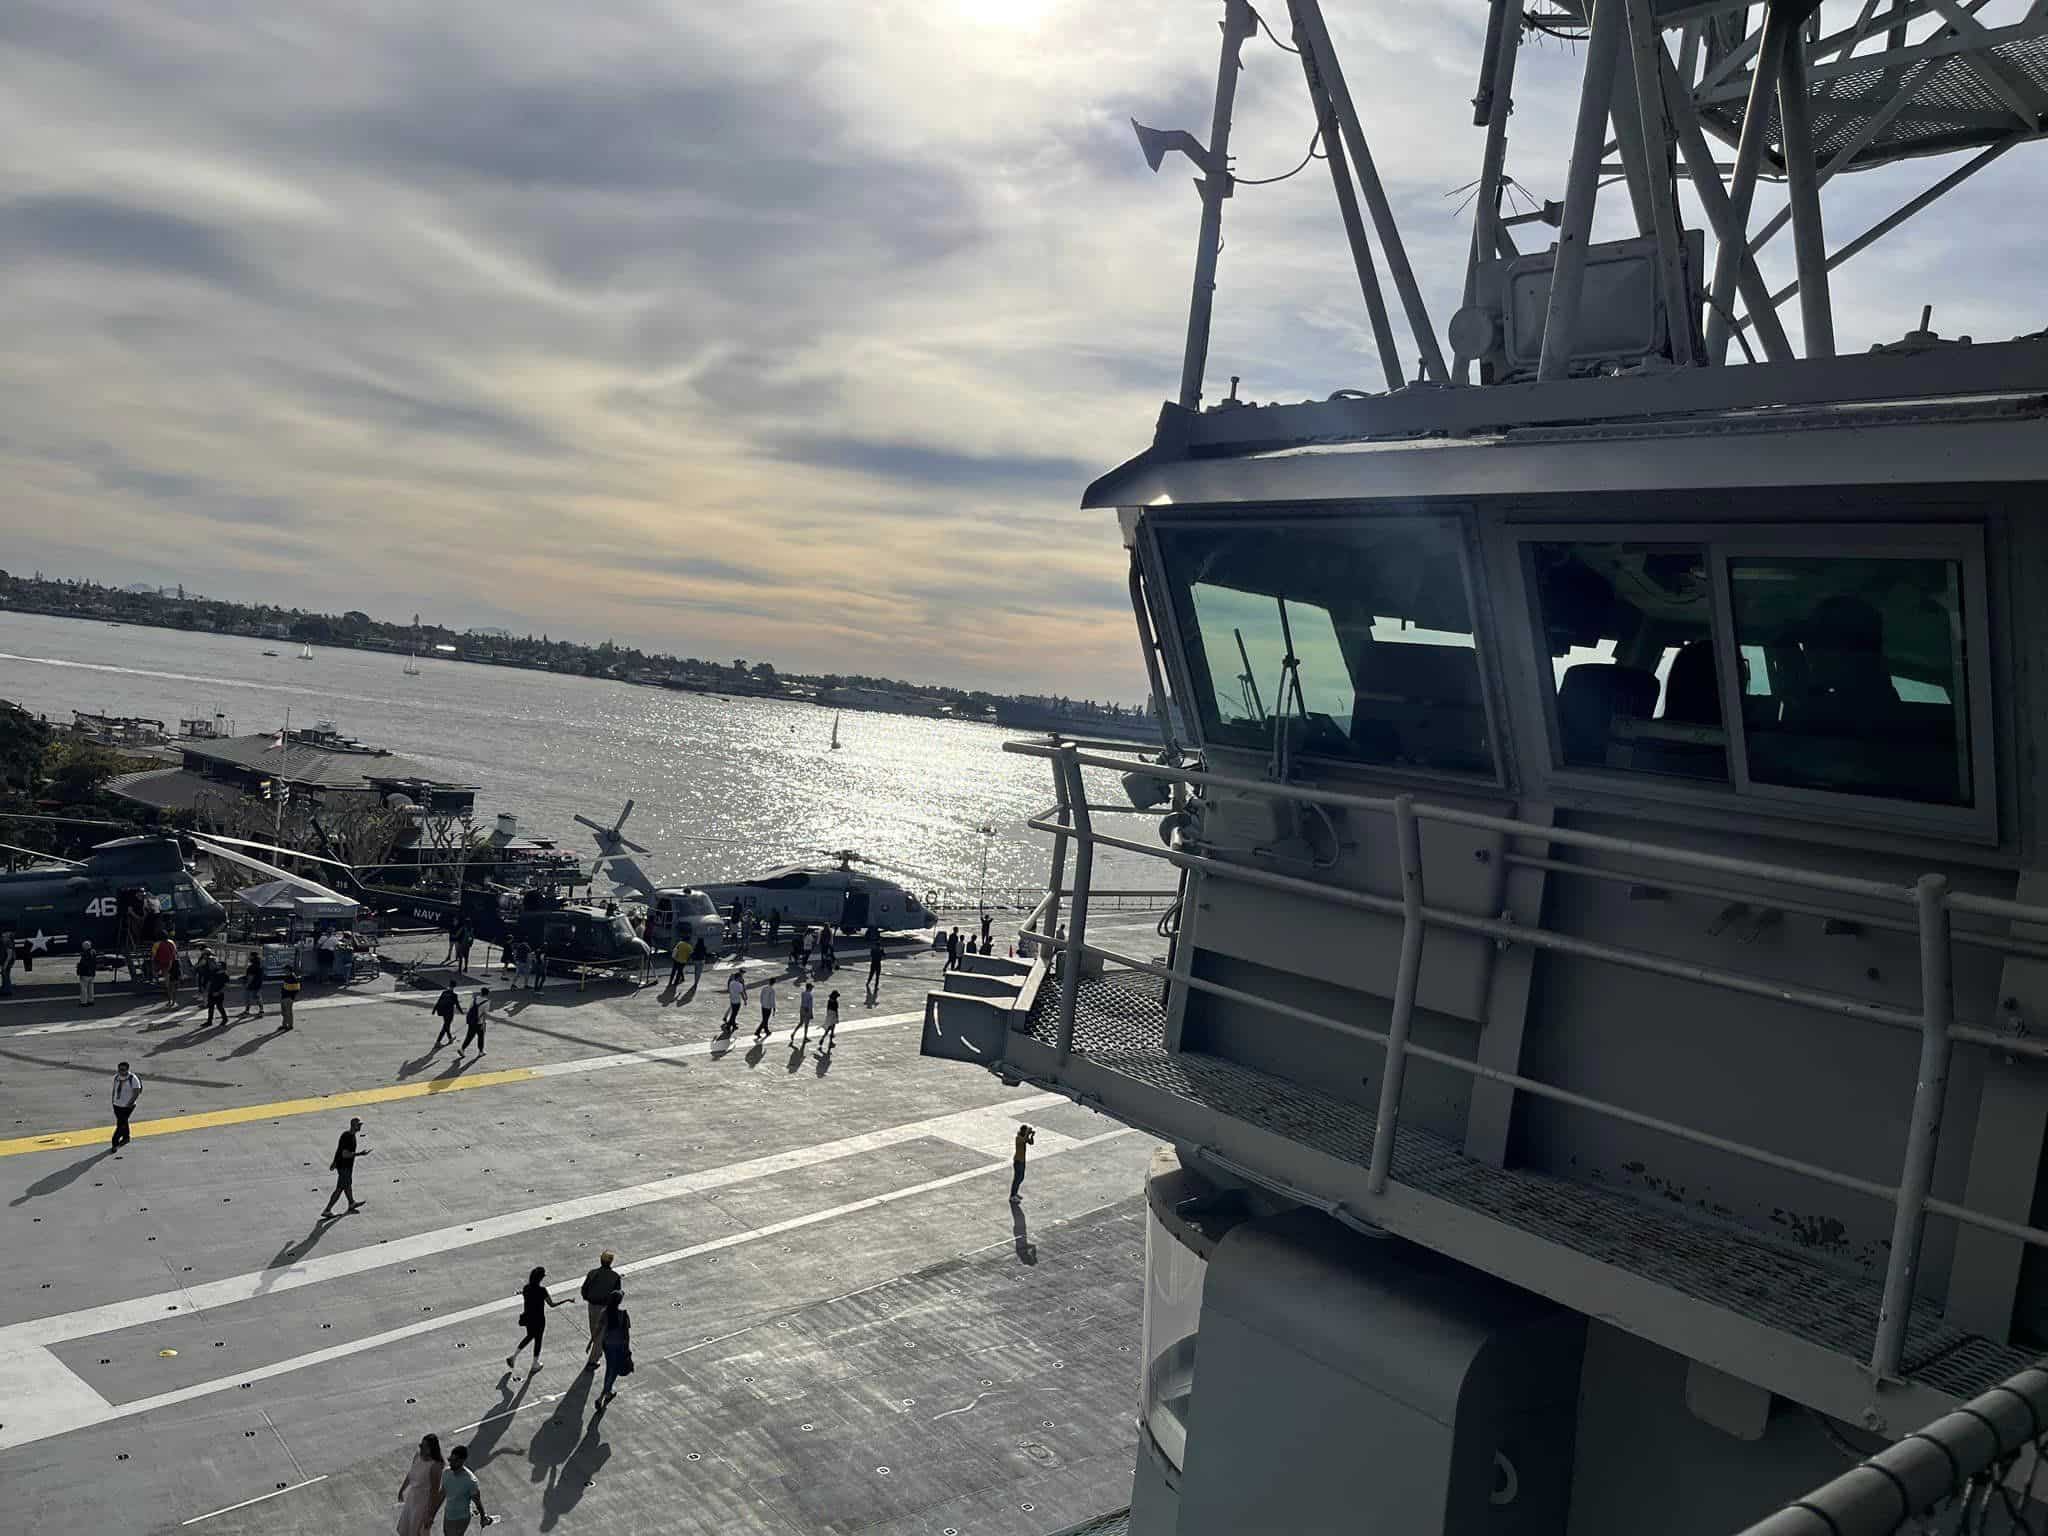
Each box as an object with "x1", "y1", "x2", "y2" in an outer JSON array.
[{"x1": 0, "y1": 613, "x2": 1159, "y2": 907}]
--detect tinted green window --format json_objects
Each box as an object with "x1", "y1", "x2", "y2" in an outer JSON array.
[
  {"x1": 1158, "y1": 520, "x2": 1492, "y2": 775},
  {"x1": 1728, "y1": 556, "x2": 1971, "y2": 806}
]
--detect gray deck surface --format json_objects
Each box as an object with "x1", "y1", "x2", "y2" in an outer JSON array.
[{"x1": 0, "y1": 922, "x2": 1161, "y2": 1535}]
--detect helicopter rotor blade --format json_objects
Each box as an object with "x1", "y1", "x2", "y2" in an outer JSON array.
[
  {"x1": 182, "y1": 832, "x2": 357, "y2": 870},
  {"x1": 186, "y1": 835, "x2": 354, "y2": 905},
  {"x1": 0, "y1": 840, "x2": 84, "y2": 867}
]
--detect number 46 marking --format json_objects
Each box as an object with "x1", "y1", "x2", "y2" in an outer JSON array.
[{"x1": 85, "y1": 896, "x2": 119, "y2": 918}]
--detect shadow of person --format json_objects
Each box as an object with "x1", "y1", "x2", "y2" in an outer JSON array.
[
  {"x1": 254, "y1": 1216, "x2": 341, "y2": 1293},
  {"x1": 525, "y1": 1357, "x2": 596, "y2": 1489},
  {"x1": 814, "y1": 1049, "x2": 833, "y2": 1078},
  {"x1": 395, "y1": 1044, "x2": 442, "y2": 1080},
  {"x1": 223, "y1": 1024, "x2": 290, "y2": 1059},
  {"x1": 681, "y1": 979, "x2": 699, "y2": 1003},
  {"x1": 1012, "y1": 1202, "x2": 1037, "y2": 1266},
  {"x1": 466, "y1": 1368, "x2": 533, "y2": 1471},
  {"x1": 744, "y1": 1039, "x2": 766, "y2": 1068},
  {"x1": 538, "y1": 1409, "x2": 611, "y2": 1531},
  {"x1": 9, "y1": 1146, "x2": 112, "y2": 1206},
  {"x1": 784, "y1": 1043, "x2": 806, "y2": 1073}
]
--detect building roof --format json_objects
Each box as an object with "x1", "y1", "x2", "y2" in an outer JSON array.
[
  {"x1": 177, "y1": 734, "x2": 467, "y2": 791},
  {"x1": 105, "y1": 768, "x2": 242, "y2": 814}
]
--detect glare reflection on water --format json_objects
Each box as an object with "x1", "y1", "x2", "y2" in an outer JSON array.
[{"x1": 0, "y1": 613, "x2": 1158, "y2": 905}]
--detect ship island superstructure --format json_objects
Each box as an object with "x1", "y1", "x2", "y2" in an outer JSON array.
[{"x1": 923, "y1": 0, "x2": 2048, "y2": 1531}]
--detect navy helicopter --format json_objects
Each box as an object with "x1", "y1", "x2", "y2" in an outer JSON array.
[{"x1": 0, "y1": 831, "x2": 227, "y2": 969}]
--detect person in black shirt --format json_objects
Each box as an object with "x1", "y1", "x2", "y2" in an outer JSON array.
[
  {"x1": 507, "y1": 1265, "x2": 565, "y2": 1373},
  {"x1": 581, "y1": 1252, "x2": 623, "y2": 1369},
  {"x1": 321, "y1": 1116, "x2": 367, "y2": 1217},
  {"x1": 865, "y1": 932, "x2": 884, "y2": 1005},
  {"x1": 432, "y1": 983, "x2": 460, "y2": 1048}
]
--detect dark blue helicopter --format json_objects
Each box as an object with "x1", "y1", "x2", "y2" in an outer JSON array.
[{"x1": 0, "y1": 835, "x2": 227, "y2": 965}]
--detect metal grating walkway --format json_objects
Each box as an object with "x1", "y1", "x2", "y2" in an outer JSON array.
[{"x1": 1025, "y1": 968, "x2": 2035, "y2": 1404}]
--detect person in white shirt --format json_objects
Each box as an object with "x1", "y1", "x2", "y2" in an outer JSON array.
[
  {"x1": 723, "y1": 970, "x2": 746, "y2": 1036},
  {"x1": 790, "y1": 981, "x2": 815, "y2": 1048},
  {"x1": 754, "y1": 975, "x2": 777, "y2": 1042},
  {"x1": 110, "y1": 1062, "x2": 142, "y2": 1151}
]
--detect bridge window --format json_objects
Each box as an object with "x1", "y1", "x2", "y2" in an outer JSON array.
[
  {"x1": 1157, "y1": 518, "x2": 1494, "y2": 777},
  {"x1": 1530, "y1": 542, "x2": 1728, "y2": 781},
  {"x1": 1729, "y1": 555, "x2": 1971, "y2": 806},
  {"x1": 1521, "y1": 525, "x2": 1990, "y2": 828}
]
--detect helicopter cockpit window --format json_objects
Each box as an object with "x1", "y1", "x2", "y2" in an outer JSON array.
[
  {"x1": 1157, "y1": 518, "x2": 1494, "y2": 777},
  {"x1": 1729, "y1": 556, "x2": 1970, "y2": 806},
  {"x1": 1531, "y1": 543, "x2": 1728, "y2": 781}
]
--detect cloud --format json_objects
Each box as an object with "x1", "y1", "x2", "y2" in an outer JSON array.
[{"x1": 0, "y1": 0, "x2": 2040, "y2": 699}]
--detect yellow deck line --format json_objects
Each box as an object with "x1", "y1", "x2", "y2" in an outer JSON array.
[{"x1": 0, "y1": 1067, "x2": 537, "y2": 1157}]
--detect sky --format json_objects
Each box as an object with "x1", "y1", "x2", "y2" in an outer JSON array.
[{"x1": 1, "y1": 0, "x2": 2040, "y2": 698}]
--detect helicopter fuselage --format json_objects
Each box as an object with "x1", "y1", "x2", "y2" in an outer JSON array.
[{"x1": 0, "y1": 837, "x2": 226, "y2": 964}]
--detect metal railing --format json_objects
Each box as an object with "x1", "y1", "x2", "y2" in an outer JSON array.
[
  {"x1": 1740, "y1": 1362, "x2": 2048, "y2": 1534},
  {"x1": 1005, "y1": 739, "x2": 2048, "y2": 1385}
]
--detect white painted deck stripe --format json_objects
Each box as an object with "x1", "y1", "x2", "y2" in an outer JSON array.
[
  {"x1": 0, "y1": 1125, "x2": 1130, "y2": 1450},
  {"x1": 180, "y1": 1474, "x2": 329, "y2": 1525}
]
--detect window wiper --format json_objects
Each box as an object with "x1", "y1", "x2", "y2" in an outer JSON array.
[
  {"x1": 1232, "y1": 627, "x2": 1267, "y2": 722},
  {"x1": 1270, "y1": 597, "x2": 1310, "y2": 782}
]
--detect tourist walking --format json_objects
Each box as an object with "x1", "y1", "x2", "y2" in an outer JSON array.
[
  {"x1": 866, "y1": 934, "x2": 883, "y2": 1004},
  {"x1": 155, "y1": 935, "x2": 179, "y2": 1004},
  {"x1": 321, "y1": 1116, "x2": 367, "y2": 1218},
  {"x1": 820, "y1": 989, "x2": 839, "y2": 1052},
  {"x1": 790, "y1": 980, "x2": 814, "y2": 1048},
  {"x1": 110, "y1": 1061, "x2": 142, "y2": 1151},
  {"x1": 668, "y1": 935, "x2": 691, "y2": 989},
  {"x1": 596, "y1": 1298, "x2": 634, "y2": 1406},
  {"x1": 76, "y1": 940, "x2": 96, "y2": 1006},
  {"x1": 204, "y1": 951, "x2": 230, "y2": 1025},
  {"x1": 458, "y1": 988, "x2": 489, "y2": 1057},
  {"x1": 432, "y1": 982, "x2": 459, "y2": 1047},
  {"x1": 508, "y1": 1264, "x2": 565, "y2": 1372},
  {"x1": 280, "y1": 963, "x2": 301, "y2": 1030},
  {"x1": 394, "y1": 1433, "x2": 443, "y2": 1536},
  {"x1": 1010, "y1": 1123, "x2": 1035, "y2": 1203},
  {"x1": 946, "y1": 928, "x2": 962, "y2": 970},
  {"x1": 755, "y1": 973, "x2": 778, "y2": 1042},
  {"x1": 723, "y1": 970, "x2": 746, "y2": 1034},
  {"x1": 529, "y1": 946, "x2": 546, "y2": 991},
  {"x1": 453, "y1": 921, "x2": 475, "y2": 976},
  {"x1": 438, "y1": 1445, "x2": 492, "y2": 1533},
  {"x1": 440, "y1": 913, "x2": 458, "y2": 965},
  {"x1": 241, "y1": 950, "x2": 265, "y2": 1017},
  {"x1": 690, "y1": 928, "x2": 706, "y2": 986},
  {"x1": 581, "y1": 1251, "x2": 623, "y2": 1368}
]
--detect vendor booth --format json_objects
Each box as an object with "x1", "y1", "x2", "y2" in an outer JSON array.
[{"x1": 232, "y1": 879, "x2": 364, "y2": 982}]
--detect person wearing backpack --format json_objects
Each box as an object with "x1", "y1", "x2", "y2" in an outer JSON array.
[
  {"x1": 597, "y1": 1297, "x2": 634, "y2": 1406},
  {"x1": 580, "y1": 1251, "x2": 623, "y2": 1369}
]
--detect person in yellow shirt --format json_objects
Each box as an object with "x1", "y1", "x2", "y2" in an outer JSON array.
[
  {"x1": 280, "y1": 963, "x2": 302, "y2": 1031},
  {"x1": 668, "y1": 934, "x2": 693, "y2": 990}
]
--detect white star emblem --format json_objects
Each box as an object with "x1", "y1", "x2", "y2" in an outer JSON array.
[{"x1": 27, "y1": 929, "x2": 55, "y2": 952}]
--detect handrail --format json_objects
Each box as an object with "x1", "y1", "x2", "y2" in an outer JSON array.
[{"x1": 1012, "y1": 741, "x2": 2048, "y2": 1387}]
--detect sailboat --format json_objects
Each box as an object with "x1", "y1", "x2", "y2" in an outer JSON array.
[
  {"x1": 402, "y1": 652, "x2": 421, "y2": 676},
  {"x1": 297, "y1": 642, "x2": 313, "y2": 661},
  {"x1": 830, "y1": 711, "x2": 842, "y2": 750}
]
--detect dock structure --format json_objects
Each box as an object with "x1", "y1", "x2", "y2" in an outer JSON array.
[{"x1": 0, "y1": 917, "x2": 1162, "y2": 1534}]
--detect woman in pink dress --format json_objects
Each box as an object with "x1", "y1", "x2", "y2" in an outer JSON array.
[{"x1": 395, "y1": 1432, "x2": 444, "y2": 1536}]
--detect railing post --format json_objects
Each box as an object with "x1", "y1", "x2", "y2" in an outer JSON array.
[
  {"x1": 1872, "y1": 873, "x2": 1956, "y2": 1378},
  {"x1": 1043, "y1": 750, "x2": 1072, "y2": 964},
  {"x1": 1368, "y1": 795, "x2": 1426, "y2": 1193},
  {"x1": 1054, "y1": 748, "x2": 1095, "y2": 1063}
]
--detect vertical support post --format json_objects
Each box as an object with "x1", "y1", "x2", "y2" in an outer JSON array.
[
  {"x1": 1873, "y1": 874, "x2": 1957, "y2": 1378},
  {"x1": 1043, "y1": 752, "x2": 1071, "y2": 964},
  {"x1": 1054, "y1": 749, "x2": 1095, "y2": 1064},
  {"x1": 1538, "y1": 0, "x2": 1629, "y2": 381},
  {"x1": 1776, "y1": 30, "x2": 1836, "y2": 356},
  {"x1": 1704, "y1": 0, "x2": 1794, "y2": 362},
  {"x1": 1626, "y1": 0, "x2": 1701, "y2": 364},
  {"x1": 1295, "y1": 26, "x2": 1404, "y2": 389},
  {"x1": 1658, "y1": 39, "x2": 1795, "y2": 361},
  {"x1": 1289, "y1": 0, "x2": 1450, "y2": 383},
  {"x1": 1179, "y1": 0, "x2": 1257, "y2": 413},
  {"x1": 1367, "y1": 795, "x2": 1426, "y2": 1193},
  {"x1": 1460, "y1": 0, "x2": 1524, "y2": 381}
]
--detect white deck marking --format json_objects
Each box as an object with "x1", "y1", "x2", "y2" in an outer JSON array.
[
  {"x1": 180, "y1": 1475, "x2": 328, "y2": 1525},
  {"x1": 0, "y1": 1126, "x2": 1131, "y2": 1450},
  {"x1": 0, "y1": 1087, "x2": 1092, "y2": 1448}
]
